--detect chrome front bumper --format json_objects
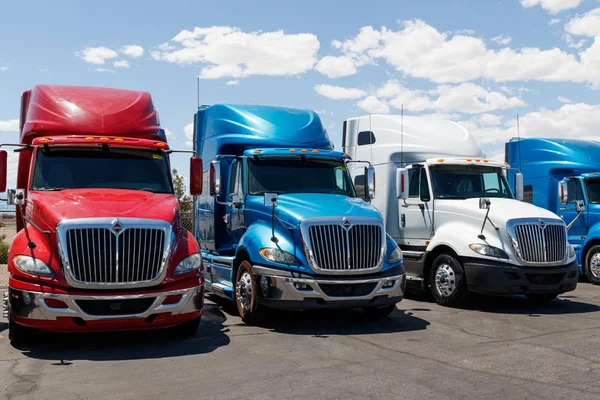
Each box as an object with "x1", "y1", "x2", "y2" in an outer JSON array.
[
  {"x1": 7, "y1": 285, "x2": 204, "y2": 321},
  {"x1": 252, "y1": 265, "x2": 406, "y2": 309}
]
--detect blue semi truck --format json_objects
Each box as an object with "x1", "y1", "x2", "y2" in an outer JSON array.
[
  {"x1": 506, "y1": 138, "x2": 600, "y2": 284},
  {"x1": 192, "y1": 104, "x2": 406, "y2": 322}
]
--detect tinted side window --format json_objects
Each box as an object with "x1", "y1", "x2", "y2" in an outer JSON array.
[
  {"x1": 567, "y1": 180, "x2": 583, "y2": 203},
  {"x1": 420, "y1": 169, "x2": 430, "y2": 200},
  {"x1": 357, "y1": 131, "x2": 376, "y2": 146},
  {"x1": 408, "y1": 169, "x2": 420, "y2": 198},
  {"x1": 229, "y1": 162, "x2": 239, "y2": 197}
]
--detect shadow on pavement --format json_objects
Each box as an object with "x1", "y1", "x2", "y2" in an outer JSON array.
[
  {"x1": 210, "y1": 296, "x2": 430, "y2": 337},
  {"x1": 3, "y1": 304, "x2": 230, "y2": 362},
  {"x1": 406, "y1": 290, "x2": 600, "y2": 315}
]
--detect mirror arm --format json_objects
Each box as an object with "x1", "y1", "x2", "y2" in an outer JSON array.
[
  {"x1": 0, "y1": 144, "x2": 32, "y2": 151},
  {"x1": 165, "y1": 149, "x2": 197, "y2": 156},
  {"x1": 566, "y1": 208, "x2": 584, "y2": 231},
  {"x1": 23, "y1": 216, "x2": 51, "y2": 235}
]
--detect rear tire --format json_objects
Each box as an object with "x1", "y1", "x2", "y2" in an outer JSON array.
[
  {"x1": 526, "y1": 293, "x2": 559, "y2": 304},
  {"x1": 9, "y1": 311, "x2": 35, "y2": 348},
  {"x1": 362, "y1": 305, "x2": 396, "y2": 318},
  {"x1": 429, "y1": 253, "x2": 470, "y2": 308},
  {"x1": 235, "y1": 261, "x2": 263, "y2": 324},
  {"x1": 584, "y1": 245, "x2": 600, "y2": 285}
]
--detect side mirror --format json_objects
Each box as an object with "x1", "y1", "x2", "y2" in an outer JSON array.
[
  {"x1": 209, "y1": 160, "x2": 221, "y2": 197},
  {"x1": 396, "y1": 168, "x2": 409, "y2": 199},
  {"x1": 558, "y1": 180, "x2": 568, "y2": 205},
  {"x1": 479, "y1": 198, "x2": 491, "y2": 209},
  {"x1": 6, "y1": 189, "x2": 16, "y2": 206},
  {"x1": 0, "y1": 150, "x2": 7, "y2": 193},
  {"x1": 576, "y1": 200, "x2": 584, "y2": 212},
  {"x1": 264, "y1": 193, "x2": 278, "y2": 207},
  {"x1": 365, "y1": 166, "x2": 376, "y2": 200},
  {"x1": 515, "y1": 172, "x2": 524, "y2": 202},
  {"x1": 189, "y1": 157, "x2": 203, "y2": 195}
]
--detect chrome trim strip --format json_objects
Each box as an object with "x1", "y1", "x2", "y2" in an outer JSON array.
[{"x1": 57, "y1": 217, "x2": 173, "y2": 289}]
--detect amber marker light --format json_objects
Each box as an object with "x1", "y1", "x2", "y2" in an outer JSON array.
[
  {"x1": 437, "y1": 159, "x2": 444, "y2": 162},
  {"x1": 466, "y1": 158, "x2": 472, "y2": 162},
  {"x1": 253, "y1": 149, "x2": 261, "y2": 153},
  {"x1": 85, "y1": 137, "x2": 94, "y2": 141},
  {"x1": 100, "y1": 137, "x2": 109, "y2": 142},
  {"x1": 343, "y1": 153, "x2": 350, "y2": 157},
  {"x1": 312, "y1": 150, "x2": 319, "y2": 153},
  {"x1": 475, "y1": 159, "x2": 481, "y2": 162},
  {"x1": 155, "y1": 142, "x2": 167, "y2": 148},
  {"x1": 484, "y1": 159, "x2": 489, "y2": 162},
  {"x1": 289, "y1": 149, "x2": 297, "y2": 153},
  {"x1": 114, "y1": 138, "x2": 124, "y2": 142},
  {"x1": 39, "y1": 137, "x2": 51, "y2": 143},
  {"x1": 301, "y1": 149, "x2": 308, "y2": 153}
]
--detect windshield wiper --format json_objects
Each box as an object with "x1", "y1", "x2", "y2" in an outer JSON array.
[
  {"x1": 37, "y1": 188, "x2": 68, "y2": 191},
  {"x1": 439, "y1": 195, "x2": 468, "y2": 200}
]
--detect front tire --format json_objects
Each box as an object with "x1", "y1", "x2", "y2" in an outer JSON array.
[
  {"x1": 9, "y1": 311, "x2": 35, "y2": 348},
  {"x1": 235, "y1": 260, "x2": 262, "y2": 324},
  {"x1": 429, "y1": 253, "x2": 470, "y2": 308},
  {"x1": 584, "y1": 245, "x2": 600, "y2": 285}
]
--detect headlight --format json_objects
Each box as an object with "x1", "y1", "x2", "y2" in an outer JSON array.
[
  {"x1": 173, "y1": 254, "x2": 202, "y2": 276},
  {"x1": 387, "y1": 246, "x2": 403, "y2": 264},
  {"x1": 568, "y1": 244, "x2": 576, "y2": 259},
  {"x1": 259, "y1": 248, "x2": 301, "y2": 265},
  {"x1": 469, "y1": 244, "x2": 509, "y2": 259},
  {"x1": 13, "y1": 255, "x2": 55, "y2": 277}
]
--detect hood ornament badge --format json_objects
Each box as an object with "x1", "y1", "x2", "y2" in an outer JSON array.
[
  {"x1": 539, "y1": 219, "x2": 546, "y2": 229},
  {"x1": 343, "y1": 219, "x2": 351, "y2": 230},
  {"x1": 111, "y1": 219, "x2": 124, "y2": 234}
]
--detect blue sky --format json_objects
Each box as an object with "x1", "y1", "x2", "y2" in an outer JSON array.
[{"x1": 1, "y1": 0, "x2": 599, "y2": 185}]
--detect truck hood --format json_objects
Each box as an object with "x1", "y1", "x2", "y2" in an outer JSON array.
[
  {"x1": 247, "y1": 193, "x2": 382, "y2": 227},
  {"x1": 436, "y1": 197, "x2": 562, "y2": 226},
  {"x1": 28, "y1": 189, "x2": 178, "y2": 230}
]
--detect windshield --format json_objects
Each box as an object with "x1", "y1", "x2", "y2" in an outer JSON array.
[
  {"x1": 31, "y1": 147, "x2": 173, "y2": 194},
  {"x1": 429, "y1": 165, "x2": 513, "y2": 199},
  {"x1": 585, "y1": 179, "x2": 600, "y2": 204},
  {"x1": 248, "y1": 157, "x2": 356, "y2": 197}
]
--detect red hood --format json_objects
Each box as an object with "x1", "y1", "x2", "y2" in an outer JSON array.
[{"x1": 28, "y1": 189, "x2": 179, "y2": 230}]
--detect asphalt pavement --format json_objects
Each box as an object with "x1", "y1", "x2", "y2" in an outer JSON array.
[{"x1": 1, "y1": 284, "x2": 600, "y2": 400}]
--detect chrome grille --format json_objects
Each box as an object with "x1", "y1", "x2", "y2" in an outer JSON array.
[
  {"x1": 307, "y1": 224, "x2": 383, "y2": 272},
  {"x1": 57, "y1": 218, "x2": 172, "y2": 289},
  {"x1": 513, "y1": 223, "x2": 566, "y2": 263}
]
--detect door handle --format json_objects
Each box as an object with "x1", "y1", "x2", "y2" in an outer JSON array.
[
  {"x1": 223, "y1": 214, "x2": 230, "y2": 227},
  {"x1": 401, "y1": 214, "x2": 406, "y2": 228}
]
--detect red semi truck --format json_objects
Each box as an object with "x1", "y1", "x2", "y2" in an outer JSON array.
[{"x1": 0, "y1": 84, "x2": 205, "y2": 346}]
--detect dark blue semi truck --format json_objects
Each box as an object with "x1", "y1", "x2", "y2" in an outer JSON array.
[{"x1": 192, "y1": 104, "x2": 406, "y2": 322}]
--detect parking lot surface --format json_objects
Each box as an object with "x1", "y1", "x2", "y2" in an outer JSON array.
[{"x1": 1, "y1": 284, "x2": 600, "y2": 400}]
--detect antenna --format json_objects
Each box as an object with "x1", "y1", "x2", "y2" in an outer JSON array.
[
  {"x1": 401, "y1": 104, "x2": 404, "y2": 167},
  {"x1": 369, "y1": 113, "x2": 373, "y2": 165},
  {"x1": 517, "y1": 113, "x2": 522, "y2": 171},
  {"x1": 197, "y1": 76, "x2": 200, "y2": 110}
]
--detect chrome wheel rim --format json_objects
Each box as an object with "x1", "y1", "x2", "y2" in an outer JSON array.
[
  {"x1": 435, "y1": 263, "x2": 456, "y2": 297},
  {"x1": 236, "y1": 271, "x2": 253, "y2": 312},
  {"x1": 590, "y1": 253, "x2": 600, "y2": 279}
]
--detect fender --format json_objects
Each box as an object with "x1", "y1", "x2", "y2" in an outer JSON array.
[
  {"x1": 235, "y1": 220, "x2": 312, "y2": 275},
  {"x1": 162, "y1": 229, "x2": 202, "y2": 284}
]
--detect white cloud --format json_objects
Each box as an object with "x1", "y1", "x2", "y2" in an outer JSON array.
[
  {"x1": 520, "y1": 0, "x2": 582, "y2": 14},
  {"x1": 113, "y1": 60, "x2": 130, "y2": 68},
  {"x1": 0, "y1": 119, "x2": 18, "y2": 132},
  {"x1": 184, "y1": 122, "x2": 194, "y2": 148},
  {"x1": 565, "y1": 34, "x2": 586, "y2": 49},
  {"x1": 120, "y1": 45, "x2": 145, "y2": 58},
  {"x1": 152, "y1": 26, "x2": 320, "y2": 80},
  {"x1": 93, "y1": 68, "x2": 116, "y2": 73},
  {"x1": 314, "y1": 84, "x2": 367, "y2": 100},
  {"x1": 365, "y1": 80, "x2": 525, "y2": 114},
  {"x1": 357, "y1": 96, "x2": 390, "y2": 114},
  {"x1": 225, "y1": 80, "x2": 240, "y2": 86},
  {"x1": 0, "y1": 66, "x2": 7, "y2": 72},
  {"x1": 558, "y1": 96, "x2": 573, "y2": 103},
  {"x1": 315, "y1": 55, "x2": 357, "y2": 78},
  {"x1": 490, "y1": 35, "x2": 512, "y2": 45},
  {"x1": 515, "y1": 103, "x2": 600, "y2": 139},
  {"x1": 548, "y1": 18, "x2": 561, "y2": 25},
  {"x1": 473, "y1": 113, "x2": 504, "y2": 127},
  {"x1": 324, "y1": 20, "x2": 600, "y2": 88},
  {"x1": 76, "y1": 47, "x2": 119, "y2": 64},
  {"x1": 565, "y1": 8, "x2": 600, "y2": 38}
]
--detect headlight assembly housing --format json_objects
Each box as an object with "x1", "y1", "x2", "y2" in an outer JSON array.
[
  {"x1": 387, "y1": 246, "x2": 403, "y2": 264},
  {"x1": 13, "y1": 255, "x2": 55, "y2": 277},
  {"x1": 173, "y1": 254, "x2": 203, "y2": 276},
  {"x1": 469, "y1": 244, "x2": 509, "y2": 259},
  {"x1": 259, "y1": 248, "x2": 302, "y2": 265}
]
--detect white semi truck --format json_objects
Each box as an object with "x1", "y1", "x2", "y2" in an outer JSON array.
[{"x1": 342, "y1": 115, "x2": 578, "y2": 307}]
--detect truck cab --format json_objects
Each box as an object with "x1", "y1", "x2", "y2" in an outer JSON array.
[
  {"x1": 343, "y1": 115, "x2": 577, "y2": 307},
  {"x1": 1, "y1": 85, "x2": 205, "y2": 346},
  {"x1": 506, "y1": 138, "x2": 600, "y2": 284},
  {"x1": 194, "y1": 104, "x2": 405, "y2": 322}
]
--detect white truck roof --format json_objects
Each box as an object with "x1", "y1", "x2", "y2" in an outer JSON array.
[{"x1": 344, "y1": 115, "x2": 485, "y2": 165}]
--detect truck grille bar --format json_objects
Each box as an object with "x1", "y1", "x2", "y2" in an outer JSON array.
[
  {"x1": 305, "y1": 221, "x2": 384, "y2": 273},
  {"x1": 57, "y1": 218, "x2": 172, "y2": 289},
  {"x1": 513, "y1": 222, "x2": 566, "y2": 264}
]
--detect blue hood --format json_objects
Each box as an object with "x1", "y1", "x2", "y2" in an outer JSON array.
[{"x1": 246, "y1": 193, "x2": 382, "y2": 226}]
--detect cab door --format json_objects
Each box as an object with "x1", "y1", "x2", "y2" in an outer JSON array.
[
  {"x1": 559, "y1": 178, "x2": 587, "y2": 243},
  {"x1": 226, "y1": 160, "x2": 245, "y2": 245},
  {"x1": 400, "y1": 165, "x2": 434, "y2": 247}
]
